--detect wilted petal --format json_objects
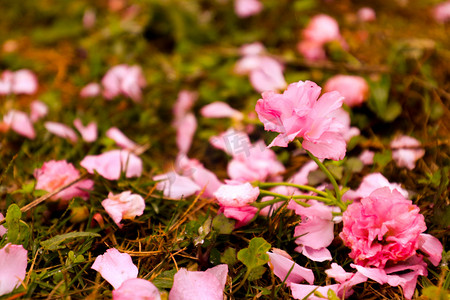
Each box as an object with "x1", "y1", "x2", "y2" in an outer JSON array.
[
  {"x1": 113, "y1": 278, "x2": 161, "y2": 300},
  {"x1": 267, "y1": 251, "x2": 314, "y2": 286},
  {"x1": 45, "y1": 121, "x2": 78, "y2": 143},
  {"x1": 325, "y1": 263, "x2": 354, "y2": 283},
  {"x1": 301, "y1": 246, "x2": 332, "y2": 262},
  {"x1": 0, "y1": 243, "x2": 28, "y2": 296},
  {"x1": 169, "y1": 265, "x2": 228, "y2": 300},
  {"x1": 153, "y1": 171, "x2": 201, "y2": 199},
  {"x1": 102, "y1": 191, "x2": 145, "y2": 227},
  {"x1": 92, "y1": 248, "x2": 138, "y2": 289}
]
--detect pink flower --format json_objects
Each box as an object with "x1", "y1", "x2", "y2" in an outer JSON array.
[
  {"x1": 113, "y1": 278, "x2": 161, "y2": 300},
  {"x1": 200, "y1": 102, "x2": 243, "y2": 120},
  {"x1": 235, "y1": 44, "x2": 286, "y2": 93},
  {"x1": 92, "y1": 248, "x2": 138, "y2": 289},
  {"x1": 80, "y1": 150, "x2": 143, "y2": 180},
  {"x1": 234, "y1": 0, "x2": 263, "y2": 18},
  {"x1": 0, "y1": 243, "x2": 28, "y2": 296},
  {"x1": 101, "y1": 191, "x2": 145, "y2": 227},
  {"x1": 340, "y1": 187, "x2": 427, "y2": 268},
  {"x1": 267, "y1": 249, "x2": 314, "y2": 286},
  {"x1": 153, "y1": 171, "x2": 201, "y2": 199},
  {"x1": 2, "y1": 110, "x2": 36, "y2": 139},
  {"x1": 102, "y1": 65, "x2": 146, "y2": 102},
  {"x1": 331, "y1": 108, "x2": 360, "y2": 141},
  {"x1": 169, "y1": 264, "x2": 228, "y2": 300},
  {"x1": 433, "y1": 1, "x2": 450, "y2": 23},
  {"x1": 106, "y1": 127, "x2": 138, "y2": 151},
  {"x1": 324, "y1": 75, "x2": 369, "y2": 107},
  {"x1": 342, "y1": 172, "x2": 408, "y2": 202},
  {"x1": 173, "y1": 90, "x2": 197, "y2": 121},
  {"x1": 255, "y1": 80, "x2": 346, "y2": 160},
  {"x1": 175, "y1": 113, "x2": 197, "y2": 154},
  {"x1": 34, "y1": 160, "x2": 94, "y2": 202},
  {"x1": 357, "y1": 7, "x2": 376, "y2": 22},
  {"x1": 220, "y1": 205, "x2": 258, "y2": 228},
  {"x1": 289, "y1": 200, "x2": 337, "y2": 261},
  {"x1": 74, "y1": 119, "x2": 98, "y2": 143},
  {"x1": 214, "y1": 182, "x2": 259, "y2": 207},
  {"x1": 290, "y1": 284, "x2": 339, "y2": 300},
  {"x1": 0, "y1": 69, "x2": 39, "y2": 95},
  {"x1": 44, "y1": 121, "x2": 78, "y2": 143},
  {"x1": 30, "y1": 100, "x2": 48, "y2": 122},
  {"x1": 390, "y1": 135, "x2": 425, "y2": 170},
  {"x1": 80, "y1": 82, "x2": 101, "y2": 98}
]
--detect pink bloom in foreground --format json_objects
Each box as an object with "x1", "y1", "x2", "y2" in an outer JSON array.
[
  {"x1": 390, "y1": 135, "x2": 425, "y2": 170},
  {"x1": 74, "y1": 119, "x2": 98, "y2": 143},
  {"x1": 340, "y1": 187, "x2": 427, "y2": 268},
  {"x1": 30, "y1": 100, "x2": 48, "y2": 122},
  {"x1": 289, "y1": 200, "x2": 337, "y2": 261},
  {"x1": 200, "y1": 102, "x2": 243, "y2": 120},
  {"x1": 106, "y1": 127, "x2": 138, "y2": 151},
  {"x1": 214, "y1": 182, "x2": 259, "y2": 207},
  {"x1": 34, "y1": 160, "x2": 94, "y2": 202},
  {"x1": 113, "y1": 278, "x2": 161, "y2": 300},
  {"x1": 80, "y1": 82, "x2": 101, "y2": 98},
  {"x1": 102, "y1": 64, "x2": 146, "y2": 102},
  {"x1": 357, "y1": 7, "x2": 376, "y2": 22},
  {"x1": 433, "y1": 1, "x2": 450, "y2": 23},
  {"x1": 44, "y1": 121, "x2": 78, "y2": 143},
  {"x1": 0, "y1": 243, "x2": 28, "y2": 296},
  {"x1": 255, "y1": 80, "x2": 346, "y2": 160},
  {"x1": 2, "y1": 110, "x2": 36, "y2": 139},
  {"x1": 102, "y1": 191, "x2": 145, "y2": 228},
  {"x1": 81, "y1": 150, "x2": 143, "y2": 180},
  {"x1": 92, "y1": 248, "x2": 138, "y2": 289},
  {"x1": 234, "y1": 0, "x2": 263, "y2": 18},
  {"x1": 290, "y1": 283, "x2": 339, "y2": 300},
  {"x1": 153, "y1": 171, "x2": 201, "y2": 199},
  {"x1": 169, "y1": 264, "x2": 228, "y2": 300},
  {"x1": 267, "y1": 250, "x2": 314, "y2": 286},
  {"x1": 324, "y1": 75, "x2": 369, "y2": 107}
]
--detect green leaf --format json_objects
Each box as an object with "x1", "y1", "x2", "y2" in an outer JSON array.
[
  {"x1": 247, "y1": 266, "x2": 266, "y2": 281},
  {"x1": 12, "y1": 182, "x2": 34, "y2": 194},
  {"x1": 220, "y1": 247, "x2": 237, "y2": 266},
  {"x1": 373, "y1": 150, "x2": 392, "y2": 169},
  {"x1": 40, "y1": 232, "x2": 100, "y2": 251},
  {"x1": 194, "y1": 216, "x2": 212, "y2": 246},
  {"x1": 345, "y1": 157, "x2": 364, "y2": 173},
  {"x1": 327, "y1": 289, "x2": 340, "y2": 300},
  {"x1": 212, "y1": 214, "x2": 235, "y2": 235},
  {"x1": 5, "y1": 204, "x2": 29, "y2": 246},
  {"x1": 237, "y1": 237, "x2": 271, "y2": 271},
  {"x1": 384, "y1": 101, "x2": 402, "y2": 122},
  {"x1": 152, "y1": 269, "x2": 177, "y2": 289}
]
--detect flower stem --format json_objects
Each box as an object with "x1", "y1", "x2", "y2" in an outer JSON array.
[{"x1": 256, "y1": 182, "x2": 329, "y2": 198}]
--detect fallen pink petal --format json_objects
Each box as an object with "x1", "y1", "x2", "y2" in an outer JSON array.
[
  {"x1": 44, "y1": 121, "x2": 79, "y2": 143},
  {"x1": 74, "y1": 119, "x2": 98, "y2": 143},
  {"x1": 101, "y1": 191, "x2": 145, "y2": 227},
  {"x1": 113, "y1": 278, "x2": 161, "y2": 300},
  {"x1": 81, "y1": 150, "x2": 143, "y2": 180},
  {"x1": 0, "y1": 243, "x2": 28, "y2": 296}
]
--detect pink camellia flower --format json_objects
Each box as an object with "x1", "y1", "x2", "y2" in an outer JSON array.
[
  {"x1": 113, "y1": 278, "x2": 161, "y2": 300},
  {"x1": 324, "y1": 75, "x2": 369, "y2": 107},
  {"x1": 74, "y1": 119, "x2": 98, "y2": 143},
  {"x1": 390, "y1": 135, "x2": 425, "y2": 170},
  {"x1": 173, "y1": 90, "x2": 197, "y2": 121},
  {"x1": 0, "y1": 243, "x2": 28, "y2": 296},
  {"x1": 214, "y1": 182, "x2": 259, "y2": 207},
  {"x1": 153, "y1": 171, "x2": 201, "y2": 199},
  {"x1": 289, "y1": 200, "x2": 338, "y2": 261},
  {"x1": 80, "y1": 82, "x2": 101, "y2": 98},
  {"x1": 101, "y1": 191, "x2": 145, "y2": 228},
  {"x1": 357, "y1": 7, "x2": 376, "y2": 22},
  {"x1": 92, "y1": 248, "x2": 138, "y2": 289},
  {"x1": 30, "y1": 100, "x2": 48, "y2": 122},
  {"x1": 80, "y1": 150, "x2": 143, "y2": 180},
  {"x1": 34, "y1": 160, "x2": 94, "y2": 202},
  {"x1": 200, "y1": 102, "x2": 244, "y2": 120},
  {"x1": 235, "y1": 43, "x2": 286, "y2": 93},
  {"x1": 102, "y1": 65, "x2": 146, "y2": 102},
  {"x1": 106, "y1": 127, "x2": 138, "y2": 151},
  {"x1": 340, "y1": 187, "x2": 427, "y2": 268},
  {"x1": 2, "y1": 110, "x2": 36, "y2": 139},
  {"x1": 342, "y1": 172, "x2": 408, "y2": 202},
  {"x1": 255, "y1": 80, "x2": 346, "y2": 160},
  {"x1": 234, "y1": 0, "x2": 263, "y2": 18},
  {"x1": 433, "y1": 1, "x2": 450, "y2": 23},
  {"x1": 169, "y1": 264, "x2": 228, "y2": 300},
  {"x1": 44, "y1": 121, "x2": 78, "y2": 143},
  {"x1": 267, "y1": 249, "x2": 314, "y2": 286}
]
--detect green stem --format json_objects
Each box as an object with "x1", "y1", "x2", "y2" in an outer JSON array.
[
  {"x1": 233, "y1": 269, "x2": 251, "y2": 294},
  {"x1": 291, "y1": 194, "x2": 334, "y2": 203},
  {"x1": 256, "y1": 182, "x2": 330, "y2": 198}
]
